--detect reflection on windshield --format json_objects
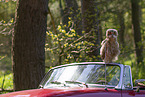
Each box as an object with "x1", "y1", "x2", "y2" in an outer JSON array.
[{"x1": 42, "y1": 64, "x2": 120, "y2": 88}]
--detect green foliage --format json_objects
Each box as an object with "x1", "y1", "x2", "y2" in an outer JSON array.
[
  {"x1": 0, "y1": 0, "x2": 15, "y2": 71},
  {"x1": 0, "y1": 72, "x2": 13, "y2": 90},
  {"x1": 45, "y1": 19, "x2": 99, "y2": 67},
  {"x1": 0, "y1": 19, "x2": 14, "y2": 34},
  {"x1": 0, "y1": 19, "x2": 14, "y2": 73},
  {"x1": 0, "y1": 1, "x2": 16, "y2": 92},
  {"x1": 0, "y1": 0, "x2": 16, "y2": 21}
]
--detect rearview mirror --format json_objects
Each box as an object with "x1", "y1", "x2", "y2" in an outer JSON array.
[
  {"x1": 135, "y1": 79, "x2": 145, "y2": 86},
  {"x1": 135, "y1": 79, "x2": 145, "y2": 92}
]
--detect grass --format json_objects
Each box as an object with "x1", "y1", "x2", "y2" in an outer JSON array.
[{"x1": 0, "y1": 73, "x2": 13, "y2": 90}]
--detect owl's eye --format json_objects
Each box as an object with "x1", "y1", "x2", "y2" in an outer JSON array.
[
  {"x1": 113, "y1": 32, "x2": 116, "y2": 35},
  {"x1": 108, "y1": 31, "x2": 112, "y2": 35}
]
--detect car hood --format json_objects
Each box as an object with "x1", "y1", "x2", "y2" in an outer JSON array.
[
  {"x1": 0, "y1": 88, "x2": 65, "y2": 97},
  {"x1": 0, "y1": 88, "x2": 119, "y2": 97}
]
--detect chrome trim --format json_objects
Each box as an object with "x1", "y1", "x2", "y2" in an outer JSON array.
[
  {"x1": 120, "y1": 65, "x2": 133, "y2": 90},
  {"x1": 128, "y1": 65, "x2": 133, "y2": 89},
  {"x1": 115, "y1": 64, "x2": 124, "y2": 89}
]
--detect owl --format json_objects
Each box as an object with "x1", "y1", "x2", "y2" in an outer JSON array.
[{"x1": 100, "y1": 29, "x2": 120, "y2": 63}]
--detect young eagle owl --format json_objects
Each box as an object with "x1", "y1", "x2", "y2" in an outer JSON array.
[{"x1": 100, "y1": 29, "x2": 120, "y2": 63}]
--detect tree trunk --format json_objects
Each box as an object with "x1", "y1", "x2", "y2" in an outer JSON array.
[
  {"x1": 131, "y1": 0, "x2": 143, "y2": 65},
  {"x1": 59, "y1": 0, "x2": 68, "y2": 25},
  {"x1": 65, "y1": 0, "x2": 82, "y2": 35},
  {"x1": 65, "y1": 0, "x2": 79, "y2": 19},
  {"x1": 118, "y1": 11, "x2": 125, "y2": 48},
  {"x1": 59, "y1": 0, "x2": 82, "y2": 35},
  {"x1": 81, "y1": 0, "x2": 100, "y2": 60},
  {"x1": 12, "y1": 0, "x2": 48, "y2": 90}
]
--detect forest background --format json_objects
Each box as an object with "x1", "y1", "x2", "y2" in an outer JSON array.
[{"x1": 0, "y1": 0, "x2": 145, "y2": 92}]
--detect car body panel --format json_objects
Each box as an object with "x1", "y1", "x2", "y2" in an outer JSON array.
[
  {"x1": 0, "y1": 89, "x2": 61, "y2": 97},
  {"x1": 122, "y1": 90, "x2": 145, "y2": 97},
  {"x1": 2, "y1": 88, "x2": 145, "y2": 97},
  {"x1": 0, "y1": 88, "x2": 122, "y2": 97}
]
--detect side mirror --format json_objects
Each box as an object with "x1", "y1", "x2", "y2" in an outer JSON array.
[{"x1": 135, "y1": 79, "x2": 145, "y2": 92}]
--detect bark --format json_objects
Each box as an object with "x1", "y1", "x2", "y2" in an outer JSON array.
[
  {"x1": 59, "y1": 0, "x2": 68, "y2": 25},
  {"x1": 65, "y1": 0, "x2": 79, "y2": 18},
  {"x1": 81, "y1": 0, "x2": 100, "y2": 60},
  {"x1": 118, "y1": 11, "x2": 125, "y2": 48},
  {"x1": 131, "y1": 0, "x2": 143, "y2": 64},
  {"x1": 12, "y1": 0, "x2": 48, "y2": 90},
  {"x1": 59, "y1": 0, "x2": 82, "y2": 35},
  {"x1": 65, "y1": 0, "x2": 82, "y2": 35}
]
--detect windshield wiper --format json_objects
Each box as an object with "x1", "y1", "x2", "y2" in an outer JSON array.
[
  {"x1": 50, "y1": 81, "x2": 68, "y2": 87},
  {"x1": 65, "y1": 80, "x2": 88, "y2": 88},
  {"x1": 51, "y1": 81, "x2": 62, "y2": 84}
]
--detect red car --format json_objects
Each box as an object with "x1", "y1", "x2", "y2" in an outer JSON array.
[{"x1": 1, "y1": 62, "x2": 145, "y2": 97}]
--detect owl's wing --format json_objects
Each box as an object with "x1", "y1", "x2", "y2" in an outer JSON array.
[
  {"x1": 101, "y1": 50, "x2": 105, "y2": 60},
  {"x1": 100, "y1": 44, "x2": 106, "y2": 60},
  {"x1": 100, "y1": 38, "x2": 109, "y2": 60},
  {"x1": 101, "y1": 38, "x2": 108, "y2": 45}
]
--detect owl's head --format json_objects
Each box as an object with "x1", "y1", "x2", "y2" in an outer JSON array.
[{"x1": 106, "y1": 29, "x2": 118, "y2": 40}]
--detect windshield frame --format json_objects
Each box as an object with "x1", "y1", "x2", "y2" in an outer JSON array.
[{"x1": 39, "y1": 62, "x2": 124, "y2": 89}]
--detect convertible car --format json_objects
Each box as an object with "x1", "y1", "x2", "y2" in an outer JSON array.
[{"x1": 1, "y1": 62, "x2": 145, "y2": 97}]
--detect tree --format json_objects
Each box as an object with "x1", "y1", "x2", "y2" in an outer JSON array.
[
  {"x1": 59, "y1": 0, "x2": 82, "y2": 35},
  {"x1": 131, "y1": 0, "x2": 143, "y2": 65},
  {"x1": 118, "y1": 11, "x2": 125, "y2": 48},
  {"x1": 12, "y1": 0, "x2": 48, "y2": 90},
  {"x1": 64, "y1": 0, "x2": 82, "y2": 35},
  {"x1": 81, "y1": 0, "x2": 100, "y2": 60}
]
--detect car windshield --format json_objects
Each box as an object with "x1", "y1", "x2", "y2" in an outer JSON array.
[{"x1": 40, "y1": 64, "x2": 120, "y2": 88}]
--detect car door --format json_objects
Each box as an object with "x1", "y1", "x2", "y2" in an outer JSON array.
[{"x1": 122, "y1": 90, "x2": 145, "y2": 97}]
